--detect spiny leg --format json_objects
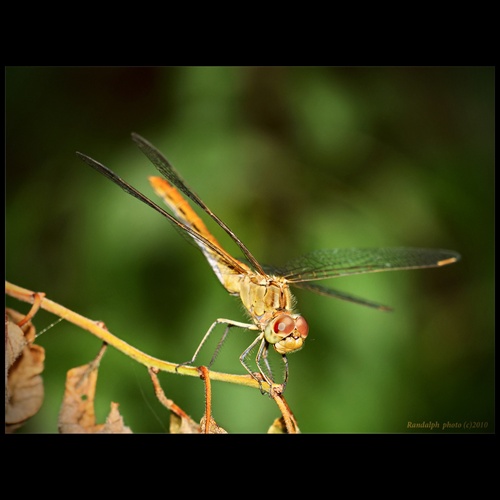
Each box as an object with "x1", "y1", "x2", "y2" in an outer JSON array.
[
  {"x1": 207, "y1": 324, "x2": 231, "y2": 369},
  {"x1": 176, "y1": 318, "x2": 258, "y2": 371},
  {"x1": 255, "y1": 343, "x2": 289, "y2": 395},
  {"x1": 261, "y1": 345, "x2": 274, "y2": 383},
  {"x1": 239, "y1": 334, "x2": 269, "y2": 393},
  {"x1": 255, "y1": 340, "x2": 274, "y2": 395},
  {"x1": 281, "y1": 354, "x2": 289, "y2": 392}
]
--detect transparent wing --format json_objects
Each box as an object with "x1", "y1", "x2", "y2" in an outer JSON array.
[
  {"x1": 278, "y1": 248, "x2": 461, "y2": 283},
  {"x1": 131, "y1": 133, "x2": 265, "y2": 274},
  {"x1": 76, "y1": 151, "x2": 250, "y2": 277},
  {"x1": 291, "y1": 281, "x2": 393, "y2": 311}
]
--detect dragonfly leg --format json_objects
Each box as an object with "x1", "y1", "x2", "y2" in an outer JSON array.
[
  {"x1": 176, "y1": 318, "x2": 257, "y2": 371},
  {"x1": 281, "y1": 354, "x2": 289, "y2": 393},
  {"x1": 256, "y1": 341, "x2": 276, "y2": 395},
  {"x1": 261, "y1": 345, "x2": 274, "y2": 383},
  {"x1": 257, "y1": 343, "x2": 288, "y2": 394},
  {"x1": 207, "y1": 324, "x2": 231, "y2": 369},
  {"x1": 239, "y1": 334, "x2": 269, "y2": 393}
]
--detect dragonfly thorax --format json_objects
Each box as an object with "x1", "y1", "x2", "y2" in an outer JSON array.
[
  {"x1": 236, "y1": 273, "x2": 309, "y2": 354},
  {"x1": 238, "y1": 274, "x2": 294, "y2": 322}
]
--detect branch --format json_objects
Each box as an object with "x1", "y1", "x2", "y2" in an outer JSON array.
[{"x1": 5, "y1": 280, "x2": 267, "y2": 391}]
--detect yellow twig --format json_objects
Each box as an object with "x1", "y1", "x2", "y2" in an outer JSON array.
[{"x1": 5, "y1": 280, "x2": 266, "y2": 390}]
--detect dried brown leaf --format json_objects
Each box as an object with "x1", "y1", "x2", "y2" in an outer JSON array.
[
  {"x1": 98, "y1": 402, "x2": 132, "y2": 434},
  {"x1": 59, "y1": 360, "x2": 132, "y2": 434},
  {"x1": 199, "y1": 414, "x2": 228, "y2": 434},
  {"x1": 169, "y1": 412, "x2": 201, "y2": 434},
  {"x1": 58, "y1": 363, "x2": 101, "y2": 433},
  {"x1": 5, "y1": 325, "x2": 45, "y2": 432},
  {"x1": 6, "y1": 308, "x2": 36, "y2": 342},
  {"x1": 5, "y1": 316, "x2": 27, "y2": 371}
]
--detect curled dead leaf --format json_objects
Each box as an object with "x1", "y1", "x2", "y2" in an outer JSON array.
[
  {"x1": 6, "y1": 308, "x2": 36, "y2": 343},
  {"x1": 6, "y1": 315, "x2": 27, "y2": 371},
  {"x1": 199, "y1": 414, "x2": 228, "y2": 434},
  {"x1": 59, "y1": 357, "x2": 132, "y2": 434},
  {"x1": 98, "y1": 402, "x2": 132, "y2": 434},
  {"x1": 5, "y1": 310, "x2": 45, "y2": 432},
  {"x1": 169, "y1": 412, "x2": 201, "y2": 434},
  {"x1": 5, "y1": 344, "x2": 45, "y2": 431},
  {"x1": 59, "y1": 362, "x2": 100, "y2": 433}
]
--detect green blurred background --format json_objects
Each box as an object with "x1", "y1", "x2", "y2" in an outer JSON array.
[{"x1": 6, "y1": 66, "x2": 494, "y2": 433}]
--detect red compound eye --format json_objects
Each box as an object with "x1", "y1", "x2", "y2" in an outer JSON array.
[
  {"x1": 295, "y1": 316, "x2": 309, "y2": 338},
  {"x1": 273, "y1": 314, "x2": 295, "y2": 335}
]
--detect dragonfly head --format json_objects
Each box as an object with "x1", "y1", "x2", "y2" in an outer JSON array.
[{"x1": 265, "y1": 313, "x2": 309, "y2": 355}]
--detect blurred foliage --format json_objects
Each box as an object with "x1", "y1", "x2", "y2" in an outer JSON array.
[{"x1": 5, "y1": 66, "x2": 494, "y2": 433}]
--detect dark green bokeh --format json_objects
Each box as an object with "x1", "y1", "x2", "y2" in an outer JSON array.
[{"x1": 6, "y1": 66, "x2": 493, "y2": 433}]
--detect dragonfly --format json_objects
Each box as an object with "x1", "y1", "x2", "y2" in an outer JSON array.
[{"x1": 77, "y1": 133, "x2": 460, "y2": 393}]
